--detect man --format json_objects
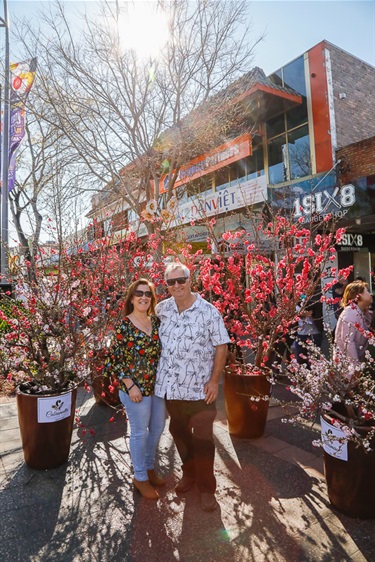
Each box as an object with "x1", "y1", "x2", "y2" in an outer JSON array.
[{"x1": 155, "y1": 262, "x2": 229, "y2": 512}]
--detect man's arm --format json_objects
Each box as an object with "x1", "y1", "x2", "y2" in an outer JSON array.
[{"x1": 204, "y1": 343, "x2": 228, "y2": 404}]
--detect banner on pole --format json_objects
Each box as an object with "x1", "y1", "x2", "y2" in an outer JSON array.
[{"x1": 8, "y1": 57, "x2": 37, "y2": 192}]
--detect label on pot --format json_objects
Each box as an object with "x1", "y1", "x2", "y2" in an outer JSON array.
[
  {"x1": 37, "y1": 393, "x2": 72, "y2": 423},
  {"x1": 320, "y1": 416, "x2": 348, "y2": 461}
]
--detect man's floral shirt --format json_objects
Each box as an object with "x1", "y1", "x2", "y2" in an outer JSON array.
[{"x1": 105, "y1": 316, "x2": 161, "y2": 396}]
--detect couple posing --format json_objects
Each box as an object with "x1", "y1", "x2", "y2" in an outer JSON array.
[{"x1": 106, "y1": 262, "x2": 229, "y2": 512}]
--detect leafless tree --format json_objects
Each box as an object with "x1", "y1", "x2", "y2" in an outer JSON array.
[
  {"x1": 9, "y1": 88, "x2": 89, "y2": 272},
  {"x1": 13, "y1": 0, "x2": 263, "y2": 231}
]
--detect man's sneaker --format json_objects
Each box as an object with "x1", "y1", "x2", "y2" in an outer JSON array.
[
  {"x1": 200, "y1": 492, "x2": 218, "y2": 512},
  {"x1": 175, "y1": 475, "x2": 195, "y2": 493}
]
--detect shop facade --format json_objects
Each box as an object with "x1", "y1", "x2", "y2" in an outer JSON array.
[{"x1": 87, "y1": 41, "x2": 375, "y2": 291}]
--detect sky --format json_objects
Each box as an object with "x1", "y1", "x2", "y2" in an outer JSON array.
[{"x1": 5, "y1": 0, "x2": 375, "y2": 74}]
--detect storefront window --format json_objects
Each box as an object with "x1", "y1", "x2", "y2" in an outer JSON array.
[
  {"x1": 246, "y1": 147, "x2": 264, "y2": 179},
  {"x1": 265, "y1": 55, "x2": 310, "y2": 185},
  {"x1": 268, "y1": 135, "x2": 287, "y2": 185},
  {"x1": 267, "y1": 114, "x2": 285, "y2": 139},
  {"x1": 286, "y1": 99, "x2": 308, "y2": 129},
  {"x1": 228, "y1": 160, "x2": 247, "y2": 183},
  {"x1": 186, "y1": 173, "x2": 213, "y2": 198},
  {"x1": 288, "y1": 125, "x2": 311, "y2": 179},
  {"x1": 215, "y1": 168, "x2": 230, "y2": 191},
  {"x1": 283, "y1": 56, "x2": 306, "y2": 96}
]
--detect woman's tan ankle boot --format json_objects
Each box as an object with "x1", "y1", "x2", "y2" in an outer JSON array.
[
  {"x1": 133, "y1": 478, "x2": 159, "y2": 500},
  {"x1": 147, "y1": 469, "x2": 166, "y2": 487}
]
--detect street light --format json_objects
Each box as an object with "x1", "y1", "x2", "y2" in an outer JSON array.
[{"x1": 0, "y1": 0, "x2": 10, "y2": 290}]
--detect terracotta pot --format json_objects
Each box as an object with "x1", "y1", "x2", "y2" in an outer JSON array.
[
  {"x1": 223, "y1": 367, "x2": 271, "y2": 438},
  {"x1": 17, "y1": 387, "x2": 77, "y2": 470},
  {"x1": 321, "y1": 414, "x2": 375, "y2": 519}
]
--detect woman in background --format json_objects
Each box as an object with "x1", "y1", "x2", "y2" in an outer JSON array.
[{"x1": 335, "y1": 280, "x2": 373, "y2": 376}]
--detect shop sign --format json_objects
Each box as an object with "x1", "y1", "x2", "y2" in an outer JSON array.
[
  {"x1": 292, "y1": 184, "x2": 355, "y2": 223},
  {"x1": 169, "y1": 175, "x2": 267, "y2": 227},
  {"x1": 336, "y1": 233, "x2": 365, "y2": 252},
  {"x1": 271, "y1": 174, "x2": 375, "y2": 224},
  {"x1": 160, "y1": 133, "x2": 252, "y2": 193}
]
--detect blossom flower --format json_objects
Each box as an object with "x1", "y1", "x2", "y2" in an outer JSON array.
[
  {"x1": 166, "y1": 196, "x2": 178, "y2": 213},
  {"x1": 145, "y1": 199, "x2": 158, "y2": 215}
]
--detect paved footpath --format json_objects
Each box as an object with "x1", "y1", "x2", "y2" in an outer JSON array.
[{"x1": 0, "y1": 383, "x2": 374, "y2": 562}]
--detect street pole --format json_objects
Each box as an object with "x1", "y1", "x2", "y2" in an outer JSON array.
[{"x1": 0, "y1": 0, "x2": 10, "y2": 288}]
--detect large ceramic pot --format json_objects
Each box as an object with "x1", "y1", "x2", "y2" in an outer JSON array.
[
  {"x1": 321, "y1": 413, "x2": 375, "y2": 519},
  {"x1": 17, "y1": 387, "x2": 77, "y2": 470},
  {"x1": 223, "y1": 365, "x2": 272, "y2": 438}
]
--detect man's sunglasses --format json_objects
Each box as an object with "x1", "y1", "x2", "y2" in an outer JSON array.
[
  {"x1": 166, "y1": 277, "x2": 188, "y2": 287},
  {"x1": 134, "y1": 290, "x2": 152, "y2": 298}
]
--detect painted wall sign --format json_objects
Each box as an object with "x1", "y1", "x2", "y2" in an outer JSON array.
[
  {"x1": 37, "y1": 393, "x2": 72, "y2": 424},
  {"x1": 160, "y1": 133, "x2": 252, "y2": 193}
]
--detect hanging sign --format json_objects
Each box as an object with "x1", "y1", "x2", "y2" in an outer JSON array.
[{"x1": 37, "y1": 392, "x2": 72, "y2": 423}]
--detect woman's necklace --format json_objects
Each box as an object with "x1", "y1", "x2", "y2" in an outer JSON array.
[{"x1": 128, "y1": 314, "x2": 152, "y2": 335}]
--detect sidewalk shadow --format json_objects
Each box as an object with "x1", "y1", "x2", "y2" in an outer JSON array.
[
  {"x1": 0, "y1": 461, "x2": 69, "y2": 561},
  {"x1": 216, "y1": 427, "x2": 372, "y2": 560}
]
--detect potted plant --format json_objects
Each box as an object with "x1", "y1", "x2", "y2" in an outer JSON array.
[
  {"x1": 0, "y1": 235, "x2": 135, "y2": 469},
  {"x1": 197, "y1": 212, "x2": 343, "y2": 439},
  {"x1": 284, "y1": 336, "x2": 375, "y2": 519}
]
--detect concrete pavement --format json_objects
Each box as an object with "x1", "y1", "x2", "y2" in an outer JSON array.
[{"x1": 0, "y1": 383, "x2": 374, "y2": 562}]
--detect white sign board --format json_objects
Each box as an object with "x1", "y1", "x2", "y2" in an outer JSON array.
[
  {"x1": 321, "y1": 416, "x2": 348, "y2": 461},
  {"x1": 37, "y1": 393, "x2": 73, "y2": 424},
  {"x1": 171, "y1": 175, "x2": 267, "y2": 228}
]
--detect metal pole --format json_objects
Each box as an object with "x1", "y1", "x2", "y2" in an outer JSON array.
[{"x1": 0, "y1": 0, "x2": 10, "y2": 284}]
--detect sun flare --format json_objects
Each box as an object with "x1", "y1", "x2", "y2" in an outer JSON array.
[{"x1": 116, "y1": 1, "x2": 169, "y2": 60}]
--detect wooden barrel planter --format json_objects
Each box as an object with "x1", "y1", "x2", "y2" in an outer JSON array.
[
  {"x1": 321, "y1": 414, "x2": 375, "y2": 519},
  {"x1": 223, "y1": 365, "x2": 272, "y2": 438},
  {"x1": 17, "y1": 386, "x2": 77, "y2": 470}
]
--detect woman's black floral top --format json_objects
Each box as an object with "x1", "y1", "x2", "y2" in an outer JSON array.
[{"x1": 105, "y1": 316, "x2": 161, "y2": 396}]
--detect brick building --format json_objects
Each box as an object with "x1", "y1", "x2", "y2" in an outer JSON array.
[
  {"x1": 87, "y1": 40, "x2": 375, "y2": 300},
  {"x1": 334, "y1": 135, "x2": 375, "y2": 287}
]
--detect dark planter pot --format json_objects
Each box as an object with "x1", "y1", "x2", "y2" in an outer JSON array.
[
  {"x1": 91, "y1": 371, "x2": 120, "y2": 407},
  {"x1": 322, "y1": 414, "x2": 375, "y2": 519},
  {"x1": 17, "y1": 387, "x2": 77, "y2": 470},
  {"x1": 90, "y1": 350, "x2": 120, "y2": 407},
  {"x1": 223, "y1": 367, "x2": 271, "y2": 438}
]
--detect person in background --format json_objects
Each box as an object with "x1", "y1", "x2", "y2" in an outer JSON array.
[
  {"x1": 155, "y1": 262, "x2": 230, "y2": 512},
  {"x1": 294, "y1": 294, "x2": 323, "y2": 366},
  {"x1": 332, "y1": 275, "x2": 349, "y2": 320},
  {"x1": 106, "y1": 279, "x2": 165, "y2": 500},
  {"x1": 335, "y1": 280, "x2": 373, "y2": 377}
]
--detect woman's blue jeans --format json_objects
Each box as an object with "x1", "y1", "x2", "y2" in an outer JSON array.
[{"x1": 119, "y1": 390, "x2": 166, "y2": 482}]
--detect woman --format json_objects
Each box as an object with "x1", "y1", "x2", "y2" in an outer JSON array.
[
  {"x1": 106, "y1": 278, "x2": 165, "y2": 500},
  {"x1": 335, "y1": 280, "x2": 373, "y2": 377}
]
